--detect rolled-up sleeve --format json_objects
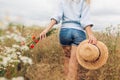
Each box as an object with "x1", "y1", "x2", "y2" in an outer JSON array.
[
  {"x1": 51, "y1": 0, "x2": 63, "y2": 24},
  {"x1": 80, "y1": 1, "x2": 93, "y2": 29}
]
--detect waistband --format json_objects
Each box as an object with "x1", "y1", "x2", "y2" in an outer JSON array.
[
  {"x1": 61, "y1": 21, "x2": 83, "y2": 30},
  {"x1": 62, "y1": 21, "x2": 81, "y2": 25}
]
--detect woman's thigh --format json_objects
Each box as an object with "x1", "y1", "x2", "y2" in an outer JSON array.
[{"x1": 62, "y1": 46, "x2": 71, "y2": 58}]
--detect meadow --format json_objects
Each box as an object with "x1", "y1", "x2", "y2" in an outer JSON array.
[{"x1": 0, "y1": 23, "x2": 120, "y2": 80}]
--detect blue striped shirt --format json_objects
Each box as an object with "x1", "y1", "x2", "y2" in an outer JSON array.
[{"x1": 51, "y1": 0, "x2": 93, "y2": 30}]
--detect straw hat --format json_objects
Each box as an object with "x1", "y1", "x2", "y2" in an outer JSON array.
[{"x1": 76, "y1": 40, "x2": 108, "y2": 70}]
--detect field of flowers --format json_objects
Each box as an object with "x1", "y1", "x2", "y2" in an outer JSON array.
[{"x1": 0, "y1": 23, "x2": 120, "y2": 80}]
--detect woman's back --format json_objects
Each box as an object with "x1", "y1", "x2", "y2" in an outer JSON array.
[
  {"x1": 62, "y1": 0, "x2": 83, "y2": 22},
  {"x1": 52, "y1": 0, "x2": 92, "y2": 30}
]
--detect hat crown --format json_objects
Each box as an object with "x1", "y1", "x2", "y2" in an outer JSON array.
[
  {"x1": 79, "y1": 44, "x2": 100, "y2": 62},
  {"x1": 76, "y1": 40, "x2": 109, "y2": 70}
]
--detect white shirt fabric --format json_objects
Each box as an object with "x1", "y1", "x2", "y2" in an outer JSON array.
[{"x1": 51, "y1": 0, "x2": 93, "y2": 31}]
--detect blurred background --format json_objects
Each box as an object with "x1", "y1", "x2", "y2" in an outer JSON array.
[
  {"x1": 0, "y1": 0, "x2": 120, "y2": 80},
  {"x1": 0, "y1": 0, "x2": 120, "y2": 31}
]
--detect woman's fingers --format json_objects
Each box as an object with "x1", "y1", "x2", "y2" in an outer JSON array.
[
  {"x1": 88, "y1": 35, "x2": 97, "y2": 45},
  {"x1": 39, "y1": 35, "x2": 42, "y2": 40},
  {"x1": 40, "y1": 32, "x2": 46, "y2": 40},
  {"x1": 39, "y1": 29, "x2": 49, "y2": 40},
  {"x1": 93, "y1": 38, "x2": 97, "y2": 44},
  {"x1": 88, "y1": 38, "x2": 92, "y2": 43}
]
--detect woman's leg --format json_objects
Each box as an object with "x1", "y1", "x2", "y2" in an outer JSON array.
[
  {"x1": 66, "y1": 45, "x2": 78, "y2": 80},
  {"x1": 62, "y1": 46, "x2": 71, "y2": 77}
]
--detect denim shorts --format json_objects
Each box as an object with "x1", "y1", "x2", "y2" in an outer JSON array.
[{"x1": 59, "y1": 28, "x2": 86, "y2": 46}]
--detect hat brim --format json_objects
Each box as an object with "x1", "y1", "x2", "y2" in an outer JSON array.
[{"x1": 76, "y1": 40, "x2": 109, "y2": 70}]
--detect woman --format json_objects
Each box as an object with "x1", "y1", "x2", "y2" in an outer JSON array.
[{"x1": 40, "y1": 0, "x2": 97, "y2": 80}]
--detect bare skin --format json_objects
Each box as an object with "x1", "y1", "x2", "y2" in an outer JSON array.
[
  {"x1": 39, "y1": 19, "x2": 97, "y2": 80},
  {"x1": 62, "y1": 46, "x2": 71, "y2": 76},
  {"x1": 66, "y1": 45, "x2": 78, "y2": 80}
]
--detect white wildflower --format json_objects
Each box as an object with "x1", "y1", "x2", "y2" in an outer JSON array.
[
  {"x1": 9, "y1": 53, "x2": 18, "y2": 59},
  {"x1": 12, "y1": 76, "x2": 24, "y2": 80},
  {"x1": 20, "y1": 37, "x2": 26, "y2": 42},
  {"x1": 19, "y1": 56, "x2": 32, "y2": 65},
  {"x1": 6, "y1": 35, "x2": 12, "y2": 38},
  {"x1": 21, "y1": 45, "x2": 29, "y2": 51},
  {"x1": 5, "y1": 47, "x2": 16, "y2": 54},
  {"x1": 16, "y1": 52, "x2": 21, "y2": 55},
  {"x1": 13, "y1": 35, "x2": 26, "y2": 42},
  {"x1": 12, "y1": 44, "x2": 20, "y2": 49},
  {"x1": 2, "y1": 57, "x2": 11, "y2": 66},
  {"x1": 0, "y1": 36, "x2": 4, "y2": 42},
  {"x1": 0, "y1": 77, "x2": 8, "y2": 80},
  {"x1": 9, "y1": 60, "x2": 20, "y2": 63}
]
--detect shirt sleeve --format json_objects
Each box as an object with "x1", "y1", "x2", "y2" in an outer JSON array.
[
  {"x1": 80, "y1": 1, "x2": 94, "y2": 29},
  {"x1": 51, "y1": 0, "x2": 63, "y2": 24}
]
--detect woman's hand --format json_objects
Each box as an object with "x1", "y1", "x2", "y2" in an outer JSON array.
[
  {"x1": 39, "y1": 29, "x2": 48, "y2": 40},
  {"x1": 39, "y1": 19, "x2": 57, "y2": 40},
  {"x1": 85, "y1": 26, "x2": 97, "y2": 45},
  {"x1": 88, "y1": 34, "x2": 97, "y2": 45}
]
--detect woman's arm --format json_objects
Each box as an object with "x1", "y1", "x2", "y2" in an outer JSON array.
[
  {"x1": 39, "y1": 19, "x2": 56, "y2": 40},
  {"x1": 40, "y1": 0, "x2": 63, "y2": 40},
  {"x1": 85, "y1": 25, "x2": 97, "y2": 44},
  {"x1": 81, "y1": 1, "x2": 97, "y2": 44}
]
